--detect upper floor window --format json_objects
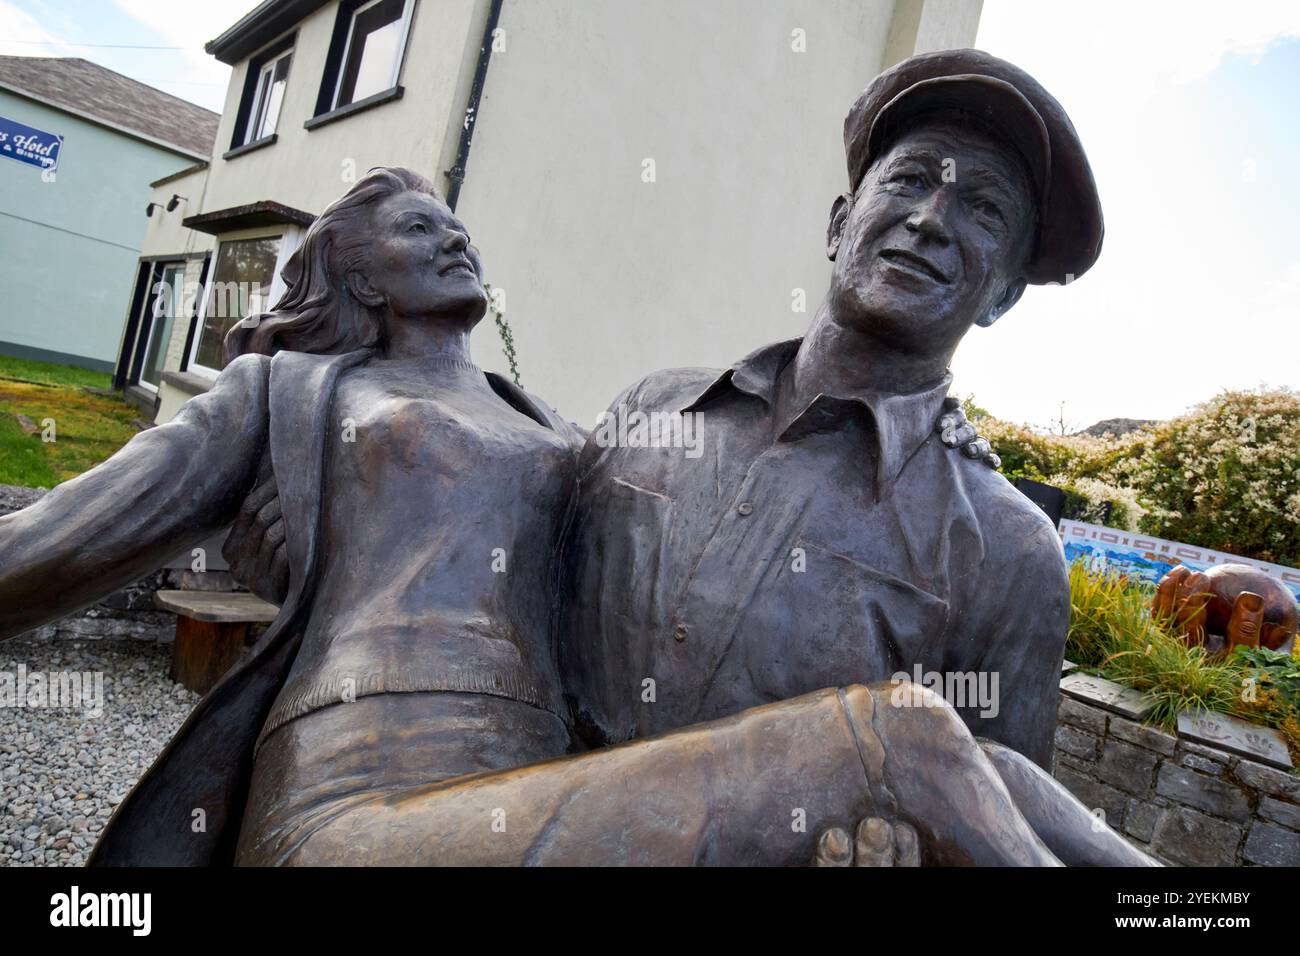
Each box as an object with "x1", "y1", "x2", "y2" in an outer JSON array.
[
  {"x1": 229, "y1": 33, "x2": 295, "y2": 153},
  {"x1": 332, "y1": 0, "x2": 414, "y2": 109},
  {"x1": 247, "y1": 49, "x2": 292, "y2": 143}
]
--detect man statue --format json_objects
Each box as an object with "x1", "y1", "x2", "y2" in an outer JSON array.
[{"x1": 561, "y1": 48, "x2": 1104, "y2": 770}]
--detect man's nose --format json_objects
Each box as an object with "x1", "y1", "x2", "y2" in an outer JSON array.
[
  {"x1": 442, "y1": 230, "x2": 469, "y2": 253},
  {"x1": 905, "y1": 186, "x2": 955, "y2": 244}
]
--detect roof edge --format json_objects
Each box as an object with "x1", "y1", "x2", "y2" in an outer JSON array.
[
  {"x1": 151, "y1": 161, "x2": 210, "y2": 189},
  {"x1": 183, "y1": 199, "x2": 316, "y2": 235},
  {"x1": 205, "y1": 0, "x2": 329, "y2": 65},
  {"x1": 0, "y1": 79, "x2": 210, "y2": 160}
]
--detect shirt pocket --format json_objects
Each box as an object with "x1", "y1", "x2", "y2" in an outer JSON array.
[{"x1": 739, "y1": 537, "x2": 950, "y2": 703}]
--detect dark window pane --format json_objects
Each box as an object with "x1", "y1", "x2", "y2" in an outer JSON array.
[{"x1": 195, "y1": 237, "x2": 280, "y2": 371}]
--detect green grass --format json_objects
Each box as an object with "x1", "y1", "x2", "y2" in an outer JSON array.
[
  {"x1": 0, "y1": 360, "x2": 138, "y2": 488},
  {"x1": 1067, "y1": 560, "x2": 1300, "y2": 765},
  {"x1": 0, "y1": 354, "x2": 113, "y2": 390}
]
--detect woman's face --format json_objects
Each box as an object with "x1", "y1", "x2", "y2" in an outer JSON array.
[{"x1": 359, "y1": 190, "x2": 488, "y2": 323}]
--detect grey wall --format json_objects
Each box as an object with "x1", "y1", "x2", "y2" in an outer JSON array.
[{"x1": 1055, "y1": 695, "x2": 1300, "y2": 866}]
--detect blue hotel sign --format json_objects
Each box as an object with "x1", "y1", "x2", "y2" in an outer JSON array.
[{"x1": 0, "y1": 116, "x2": 63, "y2": 172}]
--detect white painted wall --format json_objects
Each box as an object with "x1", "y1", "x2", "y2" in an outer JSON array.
[
  {"x1": 460, "y1": 0, "x2": 983, "y2": 425},
  {"x1": 148, "y1": 0, "x2": 982, "y2": 426},
  {"x1": 199, "y1": 0, "x2": 487, "y2": 218}
]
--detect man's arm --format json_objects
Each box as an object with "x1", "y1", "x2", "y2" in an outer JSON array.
[
  {"x1": 0, "y1": 354, "x2": 270, "y2": 641},
  {"x1": 963, "y1": 496, "x2": 1071, "y2": 768}
]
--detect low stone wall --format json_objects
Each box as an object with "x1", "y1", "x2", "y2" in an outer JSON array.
[{"x1": 1053, "y1": 694, "x2": 1299, "y2": 866}]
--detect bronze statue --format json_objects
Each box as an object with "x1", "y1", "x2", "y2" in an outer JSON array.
[
  {"x1": 0, "y1": 51, "x2": 1157, "y2": 866},
  {"x1": 563, "y1": 49, "x2": 1103, "y2": 771},
  {"x1": 1154, "y1": 563, "x2": 1298, "y2": 657}
]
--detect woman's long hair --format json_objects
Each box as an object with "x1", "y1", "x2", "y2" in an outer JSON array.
[{"x1": 224, "y1": 166, "x2": 445, "y2": 361}]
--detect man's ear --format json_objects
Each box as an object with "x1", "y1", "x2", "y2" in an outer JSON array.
[
  {"x1": 826, "y1": 193, "x2": 851, "y2": 261},
  {"x1": 977, "y1": 278, "x2": 1027, "y2": 328},
  {"x1": 345, "y1": 270, "x2": 385, "y2": 308}
]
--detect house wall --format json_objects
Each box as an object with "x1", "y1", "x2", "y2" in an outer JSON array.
[
  {"x1": 0, "y1": 90, "x2": 198, "y2": 370},
  {"x1": 458, "y1": 0, "x2": 984, "y2": 425},
  {"x1": 198, "y1": 0, "x2": 488, "y2": 219},
  {"x1": 148, "y1": 0, "x2": 982, "y2": 424}
]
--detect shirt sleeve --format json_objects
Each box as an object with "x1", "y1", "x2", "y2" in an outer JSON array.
[
  {"x1": 0, "y1": 353, "x2": 271, "y2": 641},
  {"x1": 963, "y1": 502, "x2": 1071, "y2": 769}
]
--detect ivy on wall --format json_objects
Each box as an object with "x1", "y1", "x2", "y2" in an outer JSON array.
[{"x1": 485, "y1": 283, "x2": 521, "y2": 387}]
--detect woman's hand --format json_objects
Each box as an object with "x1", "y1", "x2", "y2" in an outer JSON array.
[{"x1": 936, "y1": 397, "x2": 1000, "y2": 469}]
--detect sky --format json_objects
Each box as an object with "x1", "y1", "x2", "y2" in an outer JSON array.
[
  {"x1": 966, "y1": 0, "x2": 1300, "y2": 430},
  {"x1": 1, "y1": 1, "x2": 1296, "y2": 432},
  {"x1": 0, "y1": 0, "x2": 251, "y2": 112}
]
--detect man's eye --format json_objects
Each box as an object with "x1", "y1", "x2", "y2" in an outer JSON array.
[
  {"x1": 407, "y1": 221, "x2": 428, "y2": 234},
  {"x1": 971, "y1": 200, "x2": 1004, "y2": 225},
  {"x1": 892, "y1": 172, "x2": 925, "y2": 189}
]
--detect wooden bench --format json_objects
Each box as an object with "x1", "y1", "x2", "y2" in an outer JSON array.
[{"x1": 154, "y1": 590, "x2": 280, "y2": 694}]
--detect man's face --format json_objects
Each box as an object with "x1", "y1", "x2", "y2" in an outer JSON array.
[{"x1": 827, "y1": 119, "x2": 1035, "y2": 355}]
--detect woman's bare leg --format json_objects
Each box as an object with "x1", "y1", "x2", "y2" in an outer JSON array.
[{"x1": 259, "y1": 682, "x2": 1062, "y2": 866}]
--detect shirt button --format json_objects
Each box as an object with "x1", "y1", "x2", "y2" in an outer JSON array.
[
  {"x1": 737, "y1": 501, "x2": 753, "y2": 516},
  {"x1": 673, "y1": 623, "x2": 689, "y2": 642}
]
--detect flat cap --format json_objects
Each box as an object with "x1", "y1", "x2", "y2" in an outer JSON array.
[{"x1": 844, "y1": 49, "x2": 1103, "y2": 284}]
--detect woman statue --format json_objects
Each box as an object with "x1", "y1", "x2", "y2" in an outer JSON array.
[{"x1": 0, "y1": 168, "x2": 1154, "y2": 866}]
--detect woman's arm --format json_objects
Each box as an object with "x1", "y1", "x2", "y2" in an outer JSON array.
[{"x1": 0, "y1": 353, "x2": 271, "y2": 641}]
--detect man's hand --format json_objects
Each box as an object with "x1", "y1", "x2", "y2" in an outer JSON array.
[
  {"x1": 936, "y1": 397, "x2": 1000, "y2": 469},
  {"x1": 814, "y1": 818, "x2": 921, "y2": 867}
]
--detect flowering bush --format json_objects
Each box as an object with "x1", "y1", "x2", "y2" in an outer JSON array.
[
  {"x1": 978, "y1": 388, "x2": 1300, "y2": 565},
  {"x1": 1121, "y1": 389, "x2": 1300, "y2": 566}
]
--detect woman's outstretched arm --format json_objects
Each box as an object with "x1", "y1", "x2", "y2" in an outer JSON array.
[{"x1": 0, "y1": 353, "x2": 271, "y2": 641}]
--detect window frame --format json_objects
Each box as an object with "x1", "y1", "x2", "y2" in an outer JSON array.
[
  {"x1": 228, "y1": 32, "x2": 297, "y2": 153},
  {"x1": 187, "y1": 230, "x2": 296, "y2": 379},
  {"x1": 135, "y1": 261, "x2": 189, "y2": 393},
  {"x1": 246, "y1": 47, "x2": 293, "y2": 145},
  {"x1": 327, "y1": 0, "x2": 415, "y2": 113}
]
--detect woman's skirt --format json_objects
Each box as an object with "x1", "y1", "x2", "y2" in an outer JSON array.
[{"x1": 235, "y1": 691, "x2": 571, "y2": 865}]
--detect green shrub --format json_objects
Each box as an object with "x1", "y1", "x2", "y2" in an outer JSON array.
[{"x1": 975, "y1": 387, "x2": 1300, "y2": 564}]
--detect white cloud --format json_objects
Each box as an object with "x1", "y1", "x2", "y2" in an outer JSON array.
[
  {"x1": 0, "y1": 1, "x2": 98, "y2": 60},
  {"x1": 955, "y1": 0, "x2": 1300, "y2": 431}
]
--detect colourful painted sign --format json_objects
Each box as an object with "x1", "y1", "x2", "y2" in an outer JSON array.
[{"x1": 1058, "y1": 518, "x2": 1300, "y2": 601}]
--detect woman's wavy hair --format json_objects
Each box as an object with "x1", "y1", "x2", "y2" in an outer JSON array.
[{"x1": 224, "y1": 166, "x2": 445, "y2": 362}]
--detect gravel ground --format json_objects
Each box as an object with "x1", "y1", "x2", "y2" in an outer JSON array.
[{"x1": 0, "y1": 636, "x2": 198, "y2": 867}]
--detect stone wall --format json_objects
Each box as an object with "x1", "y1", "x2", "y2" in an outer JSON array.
[{"x1": 1053, "y1": 694, "x2": 1300, "y2": 866}]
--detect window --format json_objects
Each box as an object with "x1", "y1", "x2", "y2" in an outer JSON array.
[
  {"x1": 246, "y1": 49, "x2": 292, "y2": 144},
  {"x1": 229, "y1": 34, "x2": 295, "y2": 153},
  {"x1": 332, "y1": 0, "x2": 413, "y2": 109},
  {"x1": 191, "y1": 236, "x2": 282, "y2": 373},
  {"x1": 139, "y1": 263, "x2": 186, "y2": 389}
]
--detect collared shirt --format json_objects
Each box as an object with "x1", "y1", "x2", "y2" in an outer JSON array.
[{"x1": 560, "y1": 337, "x2": 1069, "y2": 768}]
